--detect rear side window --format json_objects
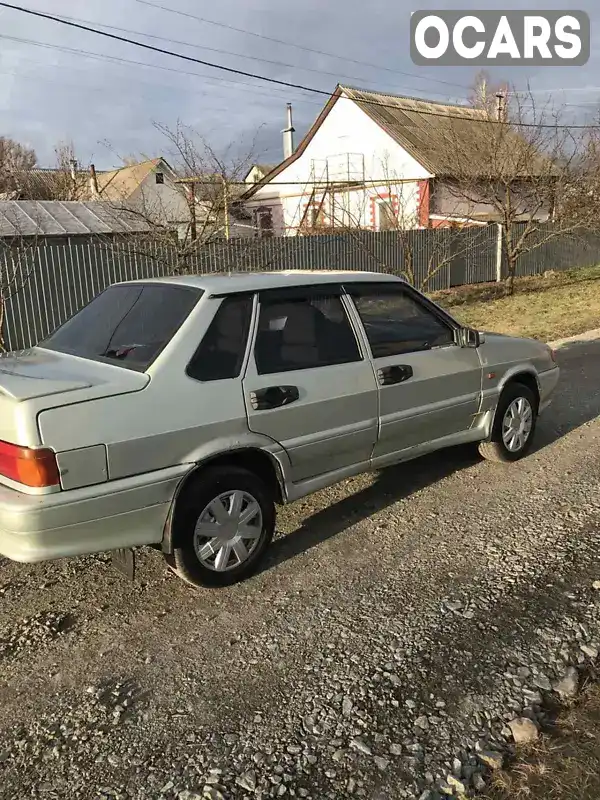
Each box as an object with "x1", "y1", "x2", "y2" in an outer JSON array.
[
  {"x1": 187, "y1": 295, "x2": 253, "y2": 382},
  {"x1": 40, "y1": 283, "x2": 203, "y2": 371}
]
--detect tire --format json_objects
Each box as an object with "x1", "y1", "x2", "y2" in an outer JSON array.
[
  {"x1": 167, "y1": 466, "x2": 275, "y2": 588},
  {"x1": 478, "y1": 382, "x2": 538, "y2": 463}
]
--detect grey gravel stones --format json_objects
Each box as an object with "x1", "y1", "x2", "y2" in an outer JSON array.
[
  {"x1": 554, "y1": 667, "x2": 579, "y2": 700},
  {"x1": 236, "y1": 770, "x2": 257, "y2": 791},
  {"x1": 508, "y1": 717, "x2": 539, "y2": 744},
  {"x1": 0, "y1": 611, "x2": 71, "y2": 659},
  {"x1": 349, "y1": 738, "x2": 372, "y2": 756},
  {"x1": 1, "y1": 362, "x2": 600, "y2": 800},
  {"x1": 478, "y1": 750, "x2": 504, "y2": 771}
]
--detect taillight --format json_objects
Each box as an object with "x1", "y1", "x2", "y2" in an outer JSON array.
[
  {"x1": 550, "y1": 348, "x2": 557, "y2": 363},
  {"x1": 0, "y1": 441, "x2": 60, "y2": 488}
]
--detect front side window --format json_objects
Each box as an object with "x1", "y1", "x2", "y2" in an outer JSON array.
[
  {"x1": 254, "y1": 293, "x2": 361, "y2": 375},
  {"x1": 40, "y1": 283, "x2": 202, "y2": 371},
  {"x1": 349, "y1": 287, "x2": 454, "y2": 358},
  {"x1": 187, "y1": 295, "x2": 253, "y2": 382}
]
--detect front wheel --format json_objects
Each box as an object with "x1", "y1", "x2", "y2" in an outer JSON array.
[
  {"x1": 479, "y1": 382, "x2": 538, "y2": 463},
  {"x1": 168, "y1": 466, "x2": 275, "y2": 588}
]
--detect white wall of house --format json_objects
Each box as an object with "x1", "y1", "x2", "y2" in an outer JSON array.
[
  {"x1": 129, "y1": 163, "x2": 192, "y2": 226},
  {"x1": 244, "y1": 95, "x2": 432, "y2": 236}
]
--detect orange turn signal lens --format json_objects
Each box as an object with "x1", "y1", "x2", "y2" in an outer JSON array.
[{"x1": 0, "y1": 441, "x2": 60, "y2": 488}]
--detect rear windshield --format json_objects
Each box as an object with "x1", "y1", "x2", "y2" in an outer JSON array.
[{"x1": 40, "y1": 283, "x2": 203, "y2": 371}]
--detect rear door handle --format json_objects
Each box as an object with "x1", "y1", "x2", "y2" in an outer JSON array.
[
  {"x1": 377, "y1": 365, "x2": 413, "y2": 386},
  {"x1": 250, "y1": 385, "x2": 300, "y2": 411}
]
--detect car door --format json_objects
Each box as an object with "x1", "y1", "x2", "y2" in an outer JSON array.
[
  {"x1": 344, "y1": 282, "x2": 483, "y2": 460},
  {"x1": 242, "y1": 285, "x2": 379, "y2": 483}
]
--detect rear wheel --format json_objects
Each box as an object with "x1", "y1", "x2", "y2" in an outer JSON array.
[
  {"x1": 168, "y1": 466, "x2": 275, "y2": 588},
  {"x1": 479, "y1": 382, "x2": 538, "y2": 463}
]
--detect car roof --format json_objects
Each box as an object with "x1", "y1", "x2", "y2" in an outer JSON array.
[{"x1": 118, "y1": 269, "x2": 405, "y2": 294}]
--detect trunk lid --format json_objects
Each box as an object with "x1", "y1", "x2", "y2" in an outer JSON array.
[
  {"x1": 0, "y1": 348, "x2": 149, "y2": 447},
  {"x1": 0, "y1": 348, "x2": 149, "y2": 401}
]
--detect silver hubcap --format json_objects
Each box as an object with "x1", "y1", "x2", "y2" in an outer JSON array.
[
  {"x1": 502, "y1": 397, "x2": 534, "y2": 452},
  {"x1": 193, "y1": 490, "x2": 263, "y2": 572}
]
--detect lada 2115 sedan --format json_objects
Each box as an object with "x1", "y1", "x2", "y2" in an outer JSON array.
[{"x1": 0, "y1": 270, "x2": 559, "y2": 587}]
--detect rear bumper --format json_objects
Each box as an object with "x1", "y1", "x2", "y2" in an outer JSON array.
[
  {"x1": 538, "y1": 366, "x2": 560, "y2": 412},
  {"x1": 0, "y1": 466, "x2": 188, "y2": 563}
]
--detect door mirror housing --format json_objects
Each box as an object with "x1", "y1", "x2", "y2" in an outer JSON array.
[{"x1": 455, "y1": 327, "x2": 483, "y2": 348}]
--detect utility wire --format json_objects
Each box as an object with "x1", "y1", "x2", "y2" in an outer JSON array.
[
  {"x1": 140, "y1": 0, "x2": 590, "y2": 102},
  {"x1": 0, "y1": 2, "x2": 596, "y2": 129},
  {"x1": 47, "y1": 9, "x2": 467, "y2": 99},
  {"x1": 134, "y1": 0, "x2": 470, "y2": 92},
  {"x1": 0, "y1": 33, "x2": 324, "y2": 105}
]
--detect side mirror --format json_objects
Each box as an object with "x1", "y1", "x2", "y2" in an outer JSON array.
[{"x1": 455, "y1": 327, "x2": 482, "y2": 348}]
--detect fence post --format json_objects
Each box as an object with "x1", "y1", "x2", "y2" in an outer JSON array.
[{"x1": 495, "y1": 223, "x2": 504, "y2": 282}]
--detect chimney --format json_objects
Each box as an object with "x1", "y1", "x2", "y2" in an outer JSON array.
[
  {"x1": 89, "y1": 163, "x2": 100, "y2": 199},
  {"x1": 282, "y1": 103, "x2": 295, "y2": 160},
  {"x1": 495, "y1": 91, "x2": 506, "y2": 122}
]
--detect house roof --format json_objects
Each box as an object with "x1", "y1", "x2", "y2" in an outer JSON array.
[
  {"x1": 0, "y1": 200, "x2": 151, "y2": 237},
  {"x1": 96, "y1": 158, "x2": 166, "y2": 201},
  {"x1": 12, "y1": 168, "x2": 90, "y2": 201},
  {"x1": 340, "y1": 86, "x2": 554, "y2": 179},
  {"x1": 8, "y1": 158, "x2": 171, "y2": 202},
  {"x1": 242, "y1": 84, "x2": 555, "y2": 198},
  {"x1": 243, "y1": 163, "x2": 278, "y2": 181}
]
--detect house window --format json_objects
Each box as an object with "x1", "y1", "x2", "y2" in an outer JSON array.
[
  {"x1": 155, "y1": 172, "x2": 164, "y2": 185},
  {"x1": 376, "y1": 199, "x2": 396, "y2": 231},
  {"x1": 309, "y1": 205, "x2": 326, "y2": 228},
  {"x1": 255, "y1": 208, "x2": 274, "y2": 238}
]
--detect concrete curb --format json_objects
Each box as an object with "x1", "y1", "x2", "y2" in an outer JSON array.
[{"x1": 547, "y1": 328, "x2": 600, "y2": 350}]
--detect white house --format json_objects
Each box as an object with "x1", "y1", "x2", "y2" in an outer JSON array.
[
  {"x1": 92, "y1": 157, "x2": 192, "y2": 230},
  {"x1": 242, "y1": 85, "x2": 553, "y2": 236},
  {"x1": 243, "y1": 164, "x2": 277, "y2": 185}
]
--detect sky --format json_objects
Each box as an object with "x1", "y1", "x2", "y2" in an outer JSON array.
[{"x1": 0, "y1": 0, "x2": 599, "y2": 171}]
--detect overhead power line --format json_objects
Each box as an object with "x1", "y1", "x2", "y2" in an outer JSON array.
[
  {"x1": 0, "y1": 2, "x2": 597, "y2": 129},
  {"x1": 0, "y1": 33, "x2": 324, "y2": 106},
  {"x1": 134, "y1": 0, "x2": 470, "y2": 93},
  {"x1": 47, "y1": 9, "x2": 467, "y2": 100}
]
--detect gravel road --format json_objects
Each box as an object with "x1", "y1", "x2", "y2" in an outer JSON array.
[{"x1": 1, "y1": 336, "x2": 600, "y2": 800}]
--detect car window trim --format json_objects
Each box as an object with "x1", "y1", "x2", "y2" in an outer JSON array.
[
  {"x1": 342, "y1": 281, "x2": 458, "y2": 359},
  {"x1": 209, "y1": 285, "x2": 345, "y2": 302}
]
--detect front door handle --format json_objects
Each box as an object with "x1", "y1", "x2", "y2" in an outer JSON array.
[
  {"x1": 377, "y1": 364, "x2": 413, "y2": 386},
  {"x1": 250, "y1": 385, "x2": 300, "y2": 411}
]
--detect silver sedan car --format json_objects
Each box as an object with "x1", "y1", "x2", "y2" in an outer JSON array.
[{"x1": 0, "y1": 270, "x2": 559, "y2": 587}]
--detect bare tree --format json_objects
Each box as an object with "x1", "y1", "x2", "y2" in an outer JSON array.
[
  {"x1": 101, "y1": 120, "x2": 264, "y2": 274},
  {"x1": 307, "y1": 158, "x2": 490, "y2": 291},
  {"x1": 437, "y1": 85, "x2": 594, "y2": 293},
  {"x1": 0, "y1": 137, "x2": 37, "y2": 197},
  {"x1": 468, "y1": 70, "x2": 509, "y2": 116},
  {"x1": 50, "y1": 141, "x2": 88, "y2": 200}
]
